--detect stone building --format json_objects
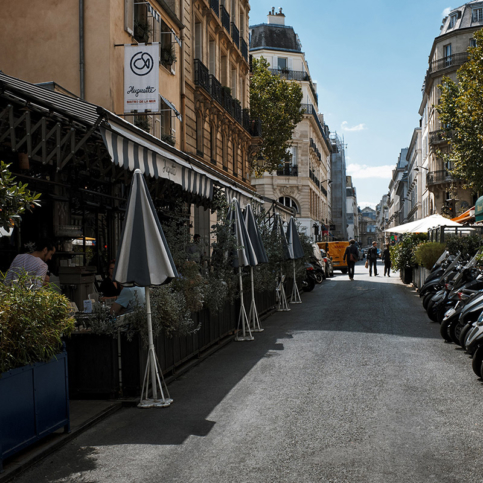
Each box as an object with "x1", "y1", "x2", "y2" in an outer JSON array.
[
  {"x1": 419, "y1": 1, "x2": 481, "y2": 217},
  {"x1": 249, "y1": 8, "x2": 332, "y2": 241},
  {"x1": 359, "y1": 207, "x2": 377, "y2": 247},
  {"x1": 346, "y1": 176, "x2": 359, "y2": 241},
  {"x1": 330, "y1": 134, "x2": 348, "y2": 241},
  {"x1": 406, "y1": 128, "x2": 423, "y2": 222},
  {"x1": 387, "y1": 149, "x2": 409, "y2": 229}
]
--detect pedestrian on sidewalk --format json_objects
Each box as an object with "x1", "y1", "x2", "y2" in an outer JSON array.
[
  {"x1": 367, "y1": 241, "x2": 379, "y2": 276},
  {"x1": 382, "y1": 243, "x2": 392, "y2": 277},
  {"x1": 343, "y1": 239, "x2": 359, "y2": 281}
]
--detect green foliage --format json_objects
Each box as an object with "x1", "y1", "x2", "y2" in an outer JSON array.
[
  {"x1": 445, "y1": 234, "x2": 482, "y2": 258},
  {"x1": 250, "y1": 57, "x2": 304, "y2": 175},
  {"x1": 0, "y1": 161, "x2": 41, "y2": 231},
  {"x1": 437, "y1": 30, "x2": 483, "y2": 193},
  {"x1": 0, "y1": 271, "x2": 75, "y2": 373},
  {"x1": 414, "y1": 242, "x2": 447, "y2": 270},
  {"x1": 390, "y1": 233, "x2": 428, "y2": 271}
]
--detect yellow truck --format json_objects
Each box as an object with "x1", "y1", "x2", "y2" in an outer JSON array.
[{"x1": 317, "y1": 241, "x2": 350, "y2": 273}]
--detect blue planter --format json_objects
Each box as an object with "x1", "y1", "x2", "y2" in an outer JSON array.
[{"x1": 0, "y1": 351, "x2": 70, "y2": 472}]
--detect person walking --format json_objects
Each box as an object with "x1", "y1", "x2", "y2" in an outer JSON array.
[
  {"x1": 367, "y1": 241, "x2": 379, "y2": 277},
  {"x1": 383, "y1": 243, "x2": 392, "y2": 276},
  {"x1": 343, "y1": 239, "x2": 359, "y2": 281}
]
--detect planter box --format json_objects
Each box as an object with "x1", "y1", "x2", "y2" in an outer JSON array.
[
  {"x1": 401, "y1": 267, "x2": 413, "y2": 285},
  {"x1": 0, "y1": 351, "x2": 70, "y2": 472}
]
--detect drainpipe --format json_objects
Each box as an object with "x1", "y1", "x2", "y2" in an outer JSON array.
[{"x1": 79, "y1": 0, "x2": 85, "y2": 99}]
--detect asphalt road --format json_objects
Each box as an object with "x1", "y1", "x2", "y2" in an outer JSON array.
[{"x1": 15, "y1": 262, "x2": 483, "y2": 483}]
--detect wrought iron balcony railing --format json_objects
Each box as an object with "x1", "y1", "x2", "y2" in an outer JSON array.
[
  {"x1": 302, "y1": 104, "x2": 331, "y2": 152},
  {"x1": 429, "y1": 129, "x2": 454, "y2": 145},
  {"x1": 427, "y1": 169, "x2": 458, "y2": 186},
  {"x1": 277, "y1": 165, "x2": 298, "y2": 176},
  {"x1": 209, "y1": 75, "x2": 222, "y2": 104},
  {"x1": 194, "y1": 59, "x2": 210, "y2": 93},
  {"x1": 429, "y1": 52, "x2": 468, "y2": 75},
  {"x1": 210, "y1": 0, "x2": 219, "y2": 17},
  {"x1": 241, "y1": 38, "x2": 248, "y2": 62},
  {"x1": 231, "y1": 22, "x2": 239, "y2": 48},
  {"x1": 221, "y1": 5, "x2": 230, "y2": 32}
]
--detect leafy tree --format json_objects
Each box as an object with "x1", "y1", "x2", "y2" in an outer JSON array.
[
  {"x1": 0, "y1": 161, "x2": 41, "y2": 231},
  {"x1": 249, "y1": 57, "x2": 304, "y2": 176},
  {"x1": 437, "y1": 30, "x2": 483, "y2": 193}
]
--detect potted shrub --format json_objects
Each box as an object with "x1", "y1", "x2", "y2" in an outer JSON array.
[
  {"x1": 161, "y1": 44, "x2": 176, "y2": 67},
  {"x1": 0, "y1": 272, "x2": 75, "y2": 471}
]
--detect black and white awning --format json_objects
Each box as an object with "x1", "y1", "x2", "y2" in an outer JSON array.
[{"x1": 101, "y1": 122, "x2": 213, "y2": 200}]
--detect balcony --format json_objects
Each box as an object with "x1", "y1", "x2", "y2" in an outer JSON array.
[
  {"x1": 277, "y1": 165, "x2": 298, "y2": 176},
  {"x1": 427, "y1": 169, "x2": 458, "y2": 186},
  {"x1": 241, "y1": 39, "x2": 248, "y2": 62},
  {"x1": 302, "y1": 104, "x2": 331, "y2": 153},
  {"x1": 194, "y1": 59, "x2": 210, "y2": 94},
  {"x1": 221, "y1": 5, "x2": 230, "y2": 32},
  {"x1": 269, "y1": 69, "x2": 318, "y2": 105},
  {"x1": 429, "y1": 129, "x2": 454, "y2": 145},
  {"x1": 209, "y1": 75, "x2": 222, "y2": 104},
  {"x1": 429, "y1": 52, "x2": 468, "y2": 75},
  {"x1": 210, "y1": 0, "x2": 219, "y2": 17},
  {"x1": 231, "y1": 22, "x2": 239, "y2": 49}
]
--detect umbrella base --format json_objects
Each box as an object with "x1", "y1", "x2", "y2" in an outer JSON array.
[
  {"x1": 235, "y1": 335, "x2": 254, "y2": 341},
  {"x1": 138, "y1": 397, "x2": 173, "y2": 408},
  {"x1": 250, "y1": 328, "x2": 264, "y2": 332}
]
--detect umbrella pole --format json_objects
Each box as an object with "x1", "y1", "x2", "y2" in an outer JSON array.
[
  {"x1": 290, "y1": 260, "x2": 302, "y2": 304},
  {"x1": 277, "y1": 264, "x2": 290, "y2": 312},
  {"x1": 249, "y1": 266, "x2": 263, "y2": 332},
  {"x1": 138, "y1": 287, "x2": 173, "y2": 408},
  {"x1": 235, "y1": 267, "x2": 253, "y2": 341}
]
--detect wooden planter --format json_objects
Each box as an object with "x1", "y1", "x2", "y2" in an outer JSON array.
[{"x1": 0, "y1": 351, "x2": 70, "y2": 472}]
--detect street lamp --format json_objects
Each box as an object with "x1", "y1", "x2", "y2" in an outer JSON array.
[
  {"x1": 413, "y1": 166, "x2": 429, "y2": 172},
  {"x1": 321, "y1": 179, "x2": 332, "y2": 185},
  {"x1": 313, "y1": 222, "x2": 320, "y2": 242}
]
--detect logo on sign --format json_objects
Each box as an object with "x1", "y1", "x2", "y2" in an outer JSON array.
[{"x1": 130, "y1": 51, "x2": 154, "y2": 76}]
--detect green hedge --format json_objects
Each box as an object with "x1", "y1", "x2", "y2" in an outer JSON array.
[{"x1": 414, "y1": 242, "x2": 446, "y2": 270}]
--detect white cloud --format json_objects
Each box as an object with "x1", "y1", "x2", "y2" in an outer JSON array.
[
  {"x1": 341, "y1": 121, "x2": 366, "y2": 132},
  {"x1": 442, "y1": 7, "x2": 451, "y2": 17},
  {"x1": 347, "y1": 163, "x2": 394, "y2": 179}
]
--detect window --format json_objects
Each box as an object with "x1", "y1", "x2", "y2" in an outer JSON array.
[
  {"x1": 278, "y1": 57, "x2": 288, "y2": 71},
  {"x1": 222, "y1": 135, "x2": 228, "y2": 170},
  {"x1": 160, "y1": 20, "x2": 176, "y2": 69},
  {"x1": 196, "y1": 113, "x2": 203, "y2": 156},
  {"x1": 232, "y1": 143, "x2": 237, "y2": 176},
  {"x1": 221, "y1": 54, "x2": 227, "y2": 85},
  {"x1": 231, "y1": 0, "x2": 237, "y2": 24},
  {"x1": 210, "y1": 124, "x2": 216, "y2": 163},
  {"x1": 160, "y1": 99, "x2": 174, "y2": 145},
  {"x1": 278, "y1": 197, "x2": 299, "y2": 213},
  {"x1": 209, "y1": 38, "x2": 216, "y2": 75},
  {"x1": 443, "y1": 44, "x2": 452, "y2": 67},
  {"x1": 472, "y1": 8, "x2": 483, "y2": 22},
  {"x1": 195, "y1": 20, "x2": 202, "y2": 61},
  {"x1": 231, "y1": 65, "x2": 237, "y2": 98},
  {"x1": 291, "y1": 146, "x2": 298, "y2": 166},
  {"x1": 470, "y1": 38, "x2": 477, "y2": 48},
  {"x1": 449, "y1": 14, "x2": 457, "y2": 28}
]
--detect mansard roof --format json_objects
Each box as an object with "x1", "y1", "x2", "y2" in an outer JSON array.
[
  {"x1": 439, "y1": 1, "x2": 483, "y2": 37},
  {"x1": 249, "y1": 23, "x2": 302, "y2": 53}
]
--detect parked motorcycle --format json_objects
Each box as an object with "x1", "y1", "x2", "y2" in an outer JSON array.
[{"x1": 302, "y1": 263, "x2": 317, "y2": 292}]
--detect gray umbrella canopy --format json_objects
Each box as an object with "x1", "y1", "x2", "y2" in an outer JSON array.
[
  {"x1": 272, "y1": 214, "x2": 291, "y2": 260},
  {"x1": 244, "y1": 204, "x2": 268, "y2": 264},
  {"x1": 286, "y1": 217, "x2": 305, "y2": 260},
  {"x1": 113, "y1": 169, "x2": 178, "y2": 287},
  {"x1": 227, "y1": 198, "x2": 258, "y2": 268}
]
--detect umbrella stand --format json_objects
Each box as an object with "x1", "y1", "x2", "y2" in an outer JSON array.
[
  {"x1": 235, "y1": 267, "x2": 254, "y2": 341},
  {"x1": 290, "y1": 260, "x2": 302, "y2": 304},
  {"x1": 248, "y1": 266, "x2": 263, "y2": 332},
  {"x1": 138, "y1": 287, "x2": 173, "y2": 408},
  {"x1": 276, "y1": 264, "x2": 290, "y2": 312}
]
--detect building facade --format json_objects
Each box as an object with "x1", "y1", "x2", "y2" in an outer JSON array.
[
  {"x1": 419, "y1": 1, "x2": 481, "y2": 217},
  {"x1": 387, "y1": 149, "x2": 409, "y2": 229},
  {"x1": 249, "y1": 8, "x2": 332, "y2": 241},
  {"x1": 359, "y1": 207, "x2": 377, "y2": 247},
  {"x1": 346, "y1": 176, "x2": 359, "y2": 241},
  {"x1": 406, "y1": 128, "x2": 423, "y2": 222},
  {"x1": 330, "y1": 134, "x2": 348, "y2": 241}
]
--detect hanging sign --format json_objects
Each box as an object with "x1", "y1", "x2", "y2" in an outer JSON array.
[{"x1": 124, "y1": 43, "x2": 159, "y2": 113}]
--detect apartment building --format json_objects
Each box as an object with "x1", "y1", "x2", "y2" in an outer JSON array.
[
  {"x1": 249, "y1": 8, "x2": 332, "y2": 240},
  {"x1": 406, "y1": 128, "x2": 423, "y2": 222},
  {"x1": 330, "y1": 134, "x2": 348, "y2": 241},
  {"x1": 346, "y1": 176, "x2": 359, "y2": 241},
  {"x1": 419, "y1": 1, "x2": 481, "y2": 216}
]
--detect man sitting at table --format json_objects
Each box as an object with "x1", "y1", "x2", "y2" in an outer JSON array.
[{"x1": 110, "y1": 285, "x2": 145, "y2": 316}]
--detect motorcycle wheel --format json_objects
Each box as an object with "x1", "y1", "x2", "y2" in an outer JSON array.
[
  {"x1": 436, "y1": 304, "x2": 448, "y2": 324},
  {"x1": 314, "y1": 273, "x2": 324, "y2": 284},
  {"x1": 451, "y1": 321, "x2": 464, "y2": 346},
  {"x1": 459, "y1": 324, "x2": 473, "y2": 349},
  {"x1": 439, "y1": 318, "x2": 452, "y2": 342},
  {"x1": 427, "y1": 300, "x2": 439, "y2": 322},
  {"x1": 303, "y1": 277, "x2": 315, "y2": 292},
  {"x1": 423, "y1": 292, "x2": 435, "y2": 310},
  {"x1": 472, "y1": 345, "x2": 483, "y2": 377}
]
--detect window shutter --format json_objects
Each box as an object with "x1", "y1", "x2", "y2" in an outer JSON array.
[{"x1": 125, "y1": 0, "x2": 134, "y2": 35}]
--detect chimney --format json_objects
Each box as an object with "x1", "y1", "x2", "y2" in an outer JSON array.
[{"x1": 268, "y1": 6, "x2": 285, "y2": 25}]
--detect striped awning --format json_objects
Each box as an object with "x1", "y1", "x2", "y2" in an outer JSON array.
[{"x1": 101, "y1": 122, "x2": 213, "y2": 200}]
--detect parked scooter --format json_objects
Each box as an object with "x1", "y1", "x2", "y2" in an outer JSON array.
[{"x1": 302, "y1": 263, "x2": 317, "y2": 292}]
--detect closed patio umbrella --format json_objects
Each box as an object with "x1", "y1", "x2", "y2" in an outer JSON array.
[
  {"x1": 227, "y1": 198, "x2": 258, "y2": 341},
  {"x1": 272, "y1": 214, "x2": 290, "y2": 312},
  {"x1": 244, "y1": 204, "x2": 268, "y2": 332},
  {"x1": 113, "y1": 169, "x2": 178, "y2": 408},
  {"x1": 286, "y1": 217, "x2": 305, "y2": 304}
]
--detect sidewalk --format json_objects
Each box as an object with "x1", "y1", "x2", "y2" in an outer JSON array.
[{"x1": 0, "y1": 399, "x2": 125, "y2": 482}]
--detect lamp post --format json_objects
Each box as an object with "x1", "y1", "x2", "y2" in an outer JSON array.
[{"x1": 313, "y1": 222, "x2": 320, "y2": 242}]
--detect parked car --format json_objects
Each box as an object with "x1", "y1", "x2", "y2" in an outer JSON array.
[
  {"x1": 311, "y1": 244, "x2": 327, "y2": 281},
  {"x1": 319, "y1": 248, "x2": 334, "y2": 277}
]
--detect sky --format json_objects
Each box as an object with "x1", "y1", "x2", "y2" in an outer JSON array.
[{"x1": 248, "y1": 0, "x2": 457, "y2": 209}]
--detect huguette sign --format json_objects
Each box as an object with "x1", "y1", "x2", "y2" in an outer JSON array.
[{"x1": 124, "y1": 43, "x2": 159, "y2": 113}]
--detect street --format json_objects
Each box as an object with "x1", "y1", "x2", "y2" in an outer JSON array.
[{"x1": 15, "y1": 262, "x2": 483, "y2": 483}]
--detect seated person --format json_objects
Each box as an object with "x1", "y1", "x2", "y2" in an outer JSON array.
[
  {"x1": 110, "y1": 285, "x2": 145, "y2": 316},
  {"x1": 99, "y1": 260, "x2": 122, "y2": 301}
]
